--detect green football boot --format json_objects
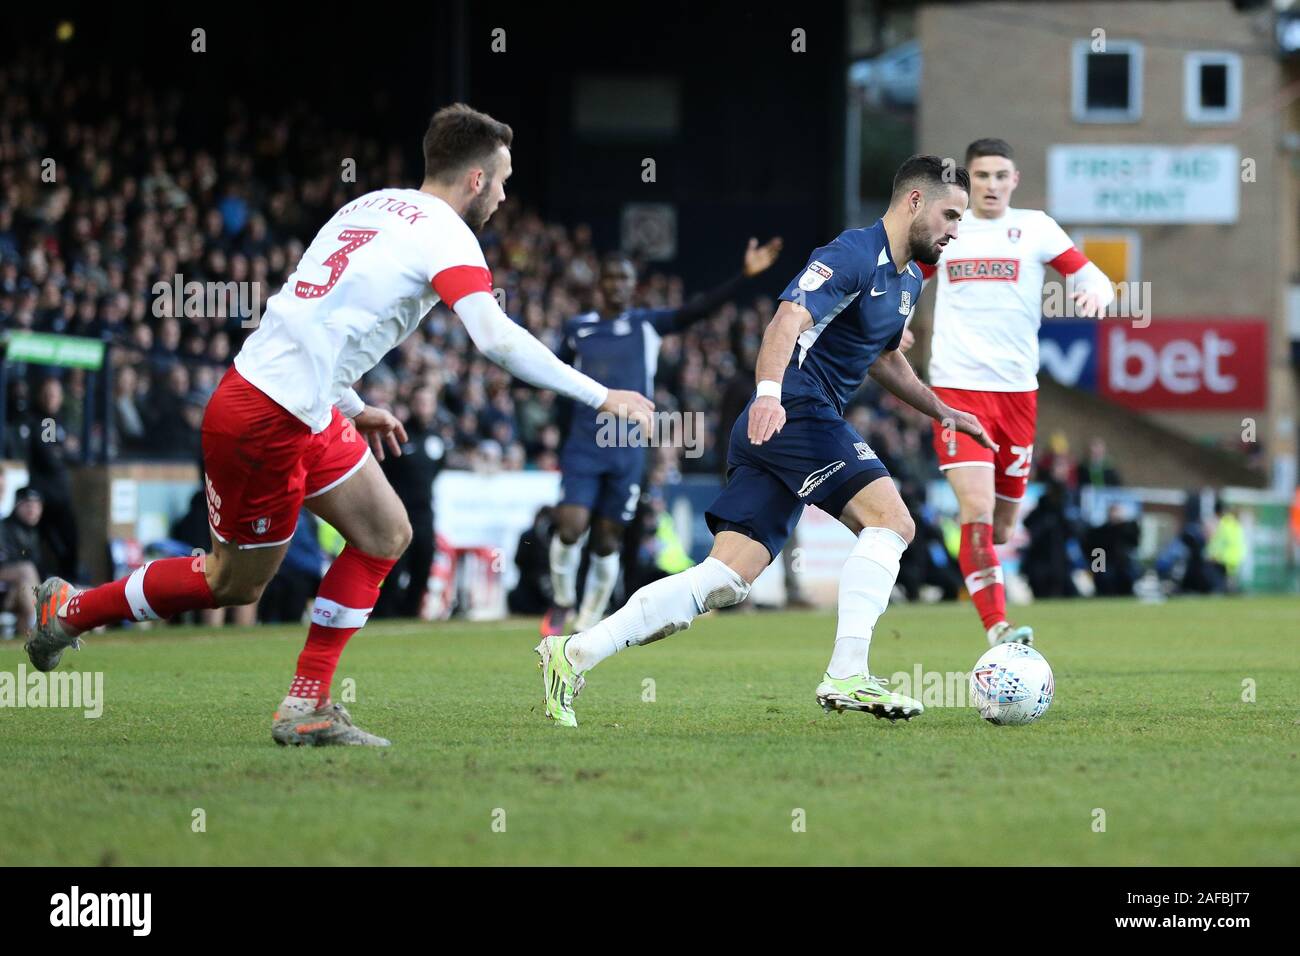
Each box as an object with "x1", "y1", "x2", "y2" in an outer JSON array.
[
  {"x1": 815, "y1": 672, "x2": 923, "y2": 721},
  {"x1": 536, "y1": 634, "x2": 584, "y2": 728}
]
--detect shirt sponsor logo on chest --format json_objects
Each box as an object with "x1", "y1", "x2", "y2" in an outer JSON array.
[{"x1": 945, "y1": 258, "x2": 1020, "y2": 283}]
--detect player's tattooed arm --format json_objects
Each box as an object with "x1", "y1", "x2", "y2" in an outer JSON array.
[
  {"x1": 748, "y1": 300, "x2": 813, "y2": 445},
  {"x1": 867, "y1": 349, "x2": 997, "y2": 451}
]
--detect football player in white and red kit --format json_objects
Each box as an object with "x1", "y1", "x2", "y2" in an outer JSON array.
[
  {"x1": 914, "y1": 138, "x2": 1114, "y2": 646},
  {"x1": 24, "y1": 104, "x2": 653, "y2": 745}
]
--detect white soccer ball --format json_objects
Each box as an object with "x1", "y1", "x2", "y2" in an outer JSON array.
[{"x1": 969, "y1": 642, "x2": 1054, "y2": 725}]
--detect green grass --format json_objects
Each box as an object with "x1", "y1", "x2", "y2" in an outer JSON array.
[{"x1": 1, "y1": 596, "x2": 1296, "y2": 865}]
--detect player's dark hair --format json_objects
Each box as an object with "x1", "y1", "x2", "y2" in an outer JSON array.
[
  {"x1": 423, "y1": 104, "x2": 514, "y2": 184},
  {"x1": 890, "y1": 154, "x2": 969, "y2": 201},
  {"x1": 965, "y1": 138, "x2": 1015, "y2": 165}
]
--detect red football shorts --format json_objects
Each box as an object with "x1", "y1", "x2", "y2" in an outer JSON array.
[
  {"x1": 201, "y1": 367, "x2": 369, "y2": 548},
  {"x1": 929, "y1": 387, "x2": 1037, "y2": 502}
]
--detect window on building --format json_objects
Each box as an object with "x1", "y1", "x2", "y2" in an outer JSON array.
[
  {"x1": 1185, "y1": 52, "x2": 1242, "y2": 124},
  {"x1": 1072, "y1": 40, "x2": 1143, "y2": 123}
]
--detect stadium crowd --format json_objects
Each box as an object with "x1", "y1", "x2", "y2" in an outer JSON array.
[{"x1": 0, "y1": 56, "x2": 1268, "y2": 624}]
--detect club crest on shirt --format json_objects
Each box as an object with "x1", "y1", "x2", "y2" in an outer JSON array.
[
  {"x1": 798, "y1": 260, "x2": 833, "y2": 291},
  {"x1": 1008, "y1": 227, "x2": 1021, "y2": 243},
  {"x1": 252, "y1": 517, "x2": 269, "y2": 535},
  {"x1": 854, "y1": 442, "x2": 877, "y2": 461},
  {"x1": 898, "y1": 290, "x2": 912, "y2": 315},
  {"x1": 613, "y1": 318, "x2": 632, "y2": 335}
]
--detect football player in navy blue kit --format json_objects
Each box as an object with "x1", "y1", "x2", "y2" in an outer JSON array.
[
  {"x1": 539, "y1": 156, "x2": 995, "y2": 726},
  {"x1": 540, "y1": 237, "x2": 783, "y2": 637}
]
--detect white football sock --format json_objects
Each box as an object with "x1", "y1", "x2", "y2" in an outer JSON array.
[
  {"x1": 549, "y1": 531, "x2": 586, "y2": 608},
  {"x1": 565, "y1": 557, "x2": 750, "y2": 672},
  {"x1": 826, "y1": 527, "x2": 908, "y2": 679},
  {"x1": 575, "y1": 551, "x2": 620, "y2": 629},
  {"x1": 277, "y1": 695, "x2": 320, "y2": 717}
]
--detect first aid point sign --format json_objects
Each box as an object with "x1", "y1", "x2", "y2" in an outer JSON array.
[{"x1": 1047, "y1": 145, "x2": 1240, "y2": 224}]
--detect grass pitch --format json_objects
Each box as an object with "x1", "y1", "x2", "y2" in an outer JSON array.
[{"x1": 1, "y1": 596, "x2": 1296, "y2": 866}]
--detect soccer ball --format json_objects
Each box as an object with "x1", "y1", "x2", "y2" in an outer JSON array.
[{"x1": 969, "y1": 642, "x2": 1054, "y2": 725}]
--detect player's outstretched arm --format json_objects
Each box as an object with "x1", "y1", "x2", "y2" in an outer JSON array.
[
  {"x1": 867, "y1": 348, "x2": 996, "y2": 451},
  {"x1": 748, "y1": 299, "x2": 812, "y2": 445},
  {"x1": 453, "y1": 290, "x2": 653, "y2": 429},
  {"x1": 657, "y1": 237, "x2": 784, "y2": 335},
  {"x1": 1040, "y1": 216, "x2": 1116, "y2": 319},
  {"x1": 1067, "y1": 259, "x2": 1115, "y2": 319}
]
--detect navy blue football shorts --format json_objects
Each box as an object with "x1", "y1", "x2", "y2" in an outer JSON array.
[
  {"x1": 558, "y1": 443, "x2": 644, "y2": 524},
  {"x1": 705, "y1": 396, "x2": 891, "y2": 560}
]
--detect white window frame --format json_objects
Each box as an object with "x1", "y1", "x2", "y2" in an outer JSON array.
[
  {"x1": 1072, "y1": 39, "x2": 1143, "y2": 123},
  {"x1": 1184, "y1": 51, "x2": 1242, "y2": 124}
]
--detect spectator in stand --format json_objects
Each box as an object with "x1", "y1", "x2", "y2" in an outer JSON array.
[
  {"x1": 1158, "y1": 492, "x2": 1214, "y2": 594},
  {"x1": 1035, "y1": 432, "x2": 1078, "y2": 497},
  {"x1": 508, "y1": 506, "x2": 556, "y2": 616},
  {"x1": 1077, "y1": 437, "x2": 1122, "y2": 491},
  {"x1": 1206, "y1": 501, "x2": 1246, "y2": 594},
  {"x1": 26, "y1": 377, "x2": 80, "y2": 582},
  {"x1": 259, "y1": 513, "x2": 325, "y2": 624},
  {"x1": 1085, "y1": 503, "x2": 1140, "y2": 596},
  {"x1": 896, "y1": 482, "x2": 963, "y2": 602},
  {"x1": 0, "y1": 487, "x2": 48, "y2": 638},
  {"x1": 111, "y1": 364, "x2": 149, "y2": 455},
  {"x1": 376, "y1": 385, "x2": 446, "y2": 619},
  {"x1": 1022, "y1": 470, "x2": 1081, "y2": 599}
]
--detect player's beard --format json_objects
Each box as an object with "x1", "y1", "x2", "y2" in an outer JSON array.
[
  {"x1": 908, "y1": 217, "x2": 943, "y2": 266},
  {"x1": 464, "y1": 189, "x2": 495, "y2": 232}
]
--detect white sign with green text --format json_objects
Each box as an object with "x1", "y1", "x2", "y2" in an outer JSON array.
[{"x1": 1047, "y1": 145, "x2": 1239, "y2": 224}]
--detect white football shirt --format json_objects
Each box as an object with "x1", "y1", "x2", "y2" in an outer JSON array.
[
  {"x1": 234, "y1": 188, "x2": 493, "y2": 432},
  {"x1": 923, "y1": 206, "x2": 1083, "y2": 392}
]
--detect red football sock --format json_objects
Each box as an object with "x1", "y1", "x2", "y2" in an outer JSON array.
[
  {"x1": 62, "y1": 557, "x2": 216, "y2": 633},
  {"x1": 959, "y1": 522, "x2": 1006, "y2": 631},
  {"x1": 289, "y1": 545, "x2": 396, "y2": 702}
]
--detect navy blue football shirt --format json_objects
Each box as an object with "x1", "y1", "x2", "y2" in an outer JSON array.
[{"x1": 776, "y1": 220, "x2": 921, "y2": 414}]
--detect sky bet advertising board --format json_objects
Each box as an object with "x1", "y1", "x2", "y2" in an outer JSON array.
[{"x1": 1037, "y1": 318, "x2": 1268, "y2": 411}]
